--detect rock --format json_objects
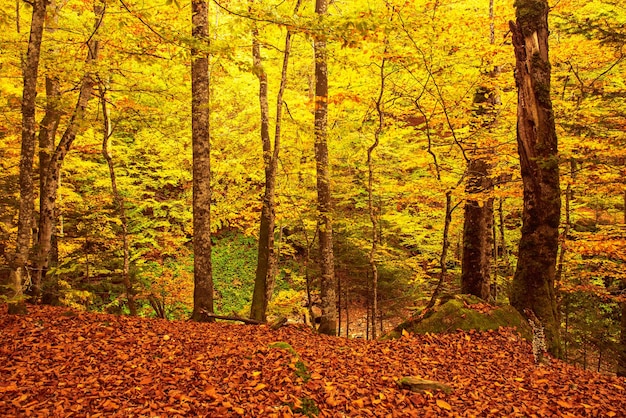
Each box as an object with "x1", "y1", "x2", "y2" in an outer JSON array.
[
  {"x1": 384, "y1": 294, "x2": 532, "y2": 341},
  {"x1": 398, "y1": 377, "x2": 453, "y2": 394}
]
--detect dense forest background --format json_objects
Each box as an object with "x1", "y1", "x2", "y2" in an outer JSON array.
[{"x1": 1, "y1": 0, "x2": 624, "y2": 373}]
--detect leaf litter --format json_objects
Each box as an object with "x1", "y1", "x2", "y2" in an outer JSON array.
[{"x1": 1, "y1": 305, "x2": 624, "y2": 417}]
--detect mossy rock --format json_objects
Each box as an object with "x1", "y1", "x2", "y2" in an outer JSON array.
[
  {"x1": 398, "y1": 377, "x2": 453, "y2": 394},
  {"x1": 385, "y1": 294, "x2": 531, "y2": 341}
]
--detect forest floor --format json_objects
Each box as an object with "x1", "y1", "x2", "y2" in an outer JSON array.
[{"x1": 1, "y1": 305, "x2": 625, "y2": 417}]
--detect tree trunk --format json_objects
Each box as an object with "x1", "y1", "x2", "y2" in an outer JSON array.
[
  {"x1": 36, "y1": 76, "x2": 61, "y2": 305},
  {"x1": 461, "y1": 1, "x2": 498, "y2": 302},
  {"x1": 497, "y1": 197, "x2": 510, "y2": 274},
  {"x1": 461, "y1": 158, "x2": 494, "y2": 301},
  {"x1": 618, "y1": 301, "x2": 626, "y2": 377},
  {"x1": 34, "y1": 0, "x2": 62, "y2": 306},
  {"x1": 32, "y1": 1, "x2": 102, "y2": 301},
  {"x1": 367, "y1": 55, "x2": 386, "y2": 339},
  {"x1": 509, "y1": 1, "x2": 562, "y2": 357},
  {"x1": 426, "y1": 191, "x2": 455, "y2": 310},
  {"x1": 314, "y1": 0, "x2": 337, "y2": 336},
  {"x1": 100, "y1": 84, "x2": 136, "y2": 316},
  {"x1": 191, "y1": 0, "x2": 214, "y2": 322},
  {"x1": 250, "y1": 0, "x2": 301, "y2": 322},
  {"x1": 8, "y1": 0, "x2": 48, "y2": 314},
  {"x1": 249, "y1": 16, "x2": 273, "y2": 322}
]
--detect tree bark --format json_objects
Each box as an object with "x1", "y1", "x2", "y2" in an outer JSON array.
[
  {"x1": 618, "y1": 301, "x2": 626, "y2": 377},
  {"x1": 249, "y1": 15, "x2": 273, "y2": 322},
  {"x1": 191, "y1": 0, "x2": 214, "y2": 322},
  {"x1": 36, "y1": 76, "x2": 61, "y2": 304},
  {"x1": 426, "y1": 191, "x2": 455, "y2": 310},
  {"x1": 249, "y1": 0, "x2": 300, "y2": 322},
  {"x1": 461, "y1": 1, "x2": 498, "y2": 302},
  {"x1": 367, "y1": 55, "x2": 386, "y2": 339},
  {"x1": 36, "y1": 0, "x2": 62, "y2": 305},
  {"x1": 509, "y1": 0, "x2": 562, "y2": 357},
  {"x1": 100, "y1": 84, "x2": 136, "y2": 316},
  {"x1": 8, "y1": 0, "x2": 48, "y2": 314},
  {"x1": 461, "y1": 158, "x2": 494, "y2": 301},
  {"x1": 314, "y1": 0, "x2": 337, "y2": 336},
  {"x1": 32, "y1": 1, "x2": 103, "y2": 301}
]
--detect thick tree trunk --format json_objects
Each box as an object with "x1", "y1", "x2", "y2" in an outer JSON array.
[
  {"x1": 314, "y1": 0, "x2": 337, "y2": 336},
  {"x1": 461, "y1": 2, "x2": 498, "y2": 302},
  {"x1": 509, "y1": 0, "x2": 562, "y2": 357},
  {"x1": 461, "y1": 158, "x2": 494, "y2": 301},
  {"x1": 32, "y1": 3, "x2": 102, "y2": 301},
  {"x1": 100, "y1": 85, "x2": 136, "y2": 316},
  {"x1": 8, "y1": 0, "x2": 48, "y2": 314},
  {"x1": 191, "y1": 0, "x2": 214, "y2": 322}
]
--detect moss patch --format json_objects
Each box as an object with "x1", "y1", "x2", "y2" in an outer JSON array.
[
  {"x1": 269, "y1": 341, "x2": 311, "y2": 383},
  {"x1": 386, "y1": 294, "x2": 531, "y2": 340}
]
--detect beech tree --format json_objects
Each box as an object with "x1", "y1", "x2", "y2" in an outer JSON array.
[
  {"x1": 460, "y1": 0, "x2": 498, "y2": 302},
  {"x1": 249, "y1": 0, "x2": 301, "y2": 322},
  {"x1": 313, "y1": 0, "x2": 337, "y2": 335},
  {"x1": 509, "y1": 0, "x2": 562, "y2": 357},
  {"x1": 8, "y1": 0, "x2": 48, "y2": 314},
  {"x1": 191, "y1": 0, "x2": 214, "y2": 321},
  {"x1": 32, "y1": 0, "x2": 104, "y2": 301},
  {"x1": 100, "y1": 83, "x2": 136, "y2": 316}
]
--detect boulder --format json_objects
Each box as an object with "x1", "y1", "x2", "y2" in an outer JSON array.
[{"x1": 385, "y1": 294, "x2": 531, "y2": 340}]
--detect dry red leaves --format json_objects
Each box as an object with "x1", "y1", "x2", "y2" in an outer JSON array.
[{"x1": 1, "y1": 305, "x2": 625, "y2": 417}]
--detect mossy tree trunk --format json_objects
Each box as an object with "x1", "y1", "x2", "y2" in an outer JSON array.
[
  {"x1": 462, "y1": 158, "x2": 494, "y2": 301},
  {"x1": 509, "y1": 0, "x2": 562, "y2": 357},
  {"x1": 461, "y1": 1, "x2": 499, "y2": 303},
  {"x1": 191, "y1": 0, "x2": 214, "y2": 322}
]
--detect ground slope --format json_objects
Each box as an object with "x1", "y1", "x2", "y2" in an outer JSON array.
[{"x1": 1, "y1": 305, "x2": 624, "y2": 417}]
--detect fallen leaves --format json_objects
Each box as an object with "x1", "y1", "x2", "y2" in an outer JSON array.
[{"x1": 1, "y1": 305, "x2": 625, "y2": 417}]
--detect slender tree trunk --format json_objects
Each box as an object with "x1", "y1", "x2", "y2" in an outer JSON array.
[
  {"x1": 509, "y1": 0, "x2": 562, "y2": 357},
  {"x1": 36, "y1": 76, "x2": 61, "y2": 304},
  {"x1": 313, "y1": 0, "x2": 337, "y2": 336},
  {"x1": 497, "y1": 197, "x2": 510, "y2": 273},
  {"x1": 191, "y1": 0, "x2": 214, "y2": 321},
  {"x1": 8, "y1": 0, "x2": 48, "y2": 314},
  {"x1": 618, "y1": 301, "x2": 626, "y2": 377},
  {"x1": 367, "y1": 56, "x2": 386, "y2": 339},
  {"x1": 34, "y1": 0, "x2": 62, "y2": 306},
  {"x1": 33, "y1": 1, "x2": 103, "y2": 301},
  {"x1": 249, "y1": 16, "x2": 273, "y2": 322},
  {"x1": 426, "y1": 191, "x2": 456, "y2": 310},
  {"x1": 250, "y1": 0, "x2": 301, "y2": 322},
  {"x1": 100, "y1": 84, "x2": 136, "y2": 315}
]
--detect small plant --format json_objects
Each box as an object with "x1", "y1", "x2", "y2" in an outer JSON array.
[
  {"x1": 269, "y1": 342, "x2": 311, "y2": 382},
  {"x1": 299, "y1": 397, "x2": 319, "y2": 417},
  {"x1": 294, "y1": 360, "x2": 311, "y2": 383},
  {"x1": 286, "y1": 397, "x2": 319, "y2": 417}
]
